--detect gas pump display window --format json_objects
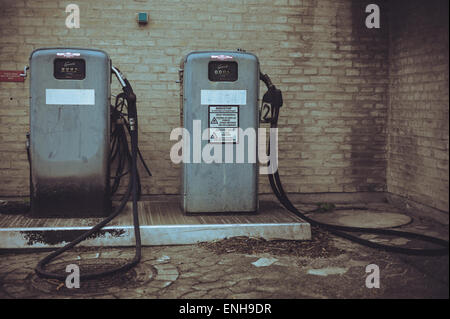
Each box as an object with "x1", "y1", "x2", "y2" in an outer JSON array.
[
  {"x1": 208, "y1": 61, "x2": 238, "y2": 82},
  {"x1": 54, "y1": 58, "x2": 86, "y2": 80}
]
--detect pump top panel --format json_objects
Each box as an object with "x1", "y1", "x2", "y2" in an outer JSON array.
[
  {"x1": 180, "y1": 51, "x2": 259, "y2": 214},
  {"x1": 29, "y1": 48, "x2": 111, "y2": 217}
]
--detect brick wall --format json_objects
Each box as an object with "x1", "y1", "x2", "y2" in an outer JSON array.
[
  {"x1": 387, "y1": 0, "x2": 449, "y2": 212},
  {"x1": 1, "y1": 0, "x2": 389, "y2": 197}
]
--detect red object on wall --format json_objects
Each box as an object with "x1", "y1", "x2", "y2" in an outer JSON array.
[{"x1": 0, "y1": 70, "x2": 25, "y2": 82}]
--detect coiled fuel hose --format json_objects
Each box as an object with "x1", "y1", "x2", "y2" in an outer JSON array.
[
  {"x1": 35, "y1": 68, "x2": 144, "y2": 280},
  {"x1": 260, "y1": 71, "x2": 449, "y2": 256}
]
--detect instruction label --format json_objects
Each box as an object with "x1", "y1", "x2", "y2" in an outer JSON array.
[{"x1": 208, "y1": 106, "x2": 239, "y2": 144}]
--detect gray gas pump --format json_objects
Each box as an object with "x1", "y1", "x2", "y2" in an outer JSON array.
[
  {"x1": 25, "y1": 48, "x2": 146, "y2": 280},
  {"x1": 179, "y1": 51, "x2": 259, "y2": 214},
  {"x1": 28, "y1": 48, "x2": 111, "y2": 217}
]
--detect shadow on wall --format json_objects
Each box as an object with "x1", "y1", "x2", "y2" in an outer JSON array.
[
  {"x1": 348, "y1": 0, "x2": 389, "y2": 192},
  {"x1": 387, "y1": 0, "x2": 449, "y2": 212}
]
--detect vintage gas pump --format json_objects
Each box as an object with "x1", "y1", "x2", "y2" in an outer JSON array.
[
  {"x1": 22, "y1": 47, "x2": 147, "y2": 280},
  {"x1": 179, "y1": 50, "x2": 259, "y2": 214},
  {"x1": 28, "y1": 48, "x2": 112, "y2": 217}
]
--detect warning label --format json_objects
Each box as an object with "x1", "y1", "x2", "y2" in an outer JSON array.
[{"x1": 208, "y1": 105, "x2": 239, "y2": 143}]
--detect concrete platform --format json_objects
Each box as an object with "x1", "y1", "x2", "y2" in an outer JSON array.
[{"x1": 0, "y1": 199, "x2": 311, "y2": 249}]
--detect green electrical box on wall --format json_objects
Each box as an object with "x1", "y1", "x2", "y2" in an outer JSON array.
[{"x1": 137, "y1": 12, "x2": 148, "y2": 25}]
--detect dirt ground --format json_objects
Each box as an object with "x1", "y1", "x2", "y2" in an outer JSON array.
[{"x1": 199, "y1": 226, "x2": 345, "y2": 258}]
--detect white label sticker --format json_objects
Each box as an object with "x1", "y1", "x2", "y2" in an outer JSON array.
[
  {"x1": 209, "y1": 105, "x2": 239, "y2": 143},
  {"x1": 201, "y1": 90, "x2": 246, "y2": 105},
  {"x1": 45, "y1": 89, "x2": 95, "y2": 105}
]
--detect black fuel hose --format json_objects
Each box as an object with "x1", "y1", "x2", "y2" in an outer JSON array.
[
  {"x1": 260, "y1": 72, "x2": 449, "y2": 256},
  {"x1": 35, "y1": 80, "x2": 142, "y2": 281},
  {"x1": 110, "y1": 93, "x2": 151, "y2": 199}
]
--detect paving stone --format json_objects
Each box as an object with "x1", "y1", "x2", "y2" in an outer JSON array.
[
  {"x1": 229, "y1": 292, "x2": 269, "y2": 299},
  {"x1": 2, "y1": 270, "x2": 32, "y2": 282},
  {"x1": 207, "y1": 287, "x2": 233, "y2": 298},
  {"x1": 195, "y1": 259, "x2": 220, "y2": 267},
  {"x1": 179, "y1": 272, "x2": 202, "y2": 278},
  {"x1": 196, "y1": 270, "x2": 226, "y2": 283},
  {"x1": 181, "y1": 290, "x2": 208, "y2": 299},
  {"x1": 148, "y1": 280, "x2": 173, "y2": 289},
  {"x1": 155, "y1": 274, "x2": 179, "y2": 281},
  {"x1": 192, "y1": 280, "x2": 237, "y2": 291}
]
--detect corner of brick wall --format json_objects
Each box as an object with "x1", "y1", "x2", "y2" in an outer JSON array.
[{"x1": 387, "y1": 0, "x2": 449, "y2": 213}]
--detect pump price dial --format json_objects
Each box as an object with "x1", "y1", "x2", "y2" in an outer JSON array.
[
  {"x1": 54, "y1": 58, "x2": 86, "y2": 80},
  {"x1": 208, "y1": 61, "x2": 238, "y2": 82}
]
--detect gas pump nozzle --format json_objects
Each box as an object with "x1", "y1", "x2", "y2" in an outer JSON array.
[{"x1": 112, "y1": 66, "x2": 137, "y2": 126}]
